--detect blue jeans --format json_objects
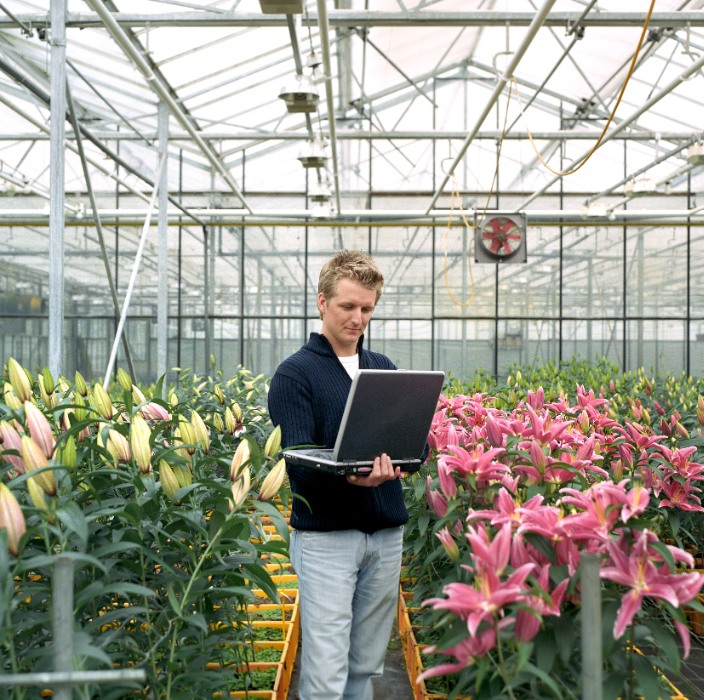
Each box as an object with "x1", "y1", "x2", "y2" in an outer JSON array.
[{"x1": 290, "y1": 526, "x2": 404, "y2": 700}]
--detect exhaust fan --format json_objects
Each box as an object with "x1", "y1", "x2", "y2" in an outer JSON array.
[{"x1": 474, "y1": 212, "x2": 527, "y2": 264}]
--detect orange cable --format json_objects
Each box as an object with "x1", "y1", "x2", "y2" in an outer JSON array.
[{"x1": 513, "y1": 0, "x2": 657, "y2": 177}]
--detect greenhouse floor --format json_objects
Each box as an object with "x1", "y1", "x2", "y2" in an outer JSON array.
[
  {"x1": 287, "y1": 616, "x2": 415, "y2": 700},
  {"x1": 677, "y1": 637, "x2": 704, "y2": 700},
  {"x1": 286, "y1": 627, "x2": 704, "y2": 700}
]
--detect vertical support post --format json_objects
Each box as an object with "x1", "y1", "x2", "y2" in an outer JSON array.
[
  {"x1": 203, "y1": 226, "x2": 211, "y2": 374},
  {"x1": 580, "y1": 551, "x2": 603, "y2": 700},
  {"x1": 157, "y1": 102, "x2": 169, "y2": 393},
  {"x1": 52, "y1": 557, "x2": 74, "y2": 700},
  {"x1": 48, "y1": 0, "x2": 67, "y2": 378}
]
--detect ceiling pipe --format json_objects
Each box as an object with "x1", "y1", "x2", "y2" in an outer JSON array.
[
  {"x1": 2, "y1": 129, "x2": 700, "y2": 142},
  {"x1": 83, "y1": 0, "x2": 253, "y2": 214},
  {"x1": 2, "y1": 12, "x2": 702, "y2": 30},
  {"x1": 0, "y1": 208, "x2": 701, "y2": 225},
  {"x1": 315, "y1": 0, "x2": 342, "y2": 214},
  {"x1": 519, "y1": 47, "x2": 704, "y2": 210},
  {"x1": 425, "y1": 0, "x2": 559, "y2": 214}
]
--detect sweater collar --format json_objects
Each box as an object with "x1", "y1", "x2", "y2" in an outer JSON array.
[{"x1": 307, "y1": 331, "x2": 365, "y2": 357}]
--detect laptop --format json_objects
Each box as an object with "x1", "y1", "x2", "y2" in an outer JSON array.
[{"x1": 282, "y1": 369, "x2": 445, "y2": 475}]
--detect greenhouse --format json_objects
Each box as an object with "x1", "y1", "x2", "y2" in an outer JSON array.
[{"x1": 2, "y1": 1, "x2": 704, "y2": 699}]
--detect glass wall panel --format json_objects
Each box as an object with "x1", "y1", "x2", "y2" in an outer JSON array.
[
  {"x1": 497, "y1": 226, "x2": 559, "y2": 319},
  {"x1": 626, "y1": 320, "x2": 686, "y2": 375},
  {"x1": 691, "y1": 226, "x2": 704, "y2": 319},
  {"x1": 625, "y1": 227, "x2": 687, "y2": 319},
  {"x1": 374, "y1": 233, "x2": 433, "y2": 320},
  {"x1": 434, "y1": 320, "x2": 494, "y2": 380},
  {"x1": 563, "y1": 226, "x2": 624, "y2": 318},
  {"x1": 561, "y1": 320, "x2": 624, "y2": 367},
  {"x1": 435, "y1": 225, "x2": 496, "y2": 318},
  {"x1": 371, "y1": 319, "x2": 432, "y2": 370}
]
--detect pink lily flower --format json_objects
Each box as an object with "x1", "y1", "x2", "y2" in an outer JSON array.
[
  {"x1": 442, "y1": 444, "x2": 508, "y2": 484},
  {"x1": 615, "y1": 421, "x2": 666, "y2": 452},
  {"x1": 437, "y1": 457, "x2": 458, "y2": 500},
  {"x1": 657, "y1": 479, "x2": 704, "y2": 512},
  {"x1": 425, "y1": 563, "x2": 534, "y2": 638},
  {"x1": 465, "y1": 522, "x2": 512, "y2": 577},
  {"x1": 519, "y1": 405, "x2": 572, "y2": 447},
  {"x1": 417, "y1": 626, "x2": 499, "y2": 682},
  {"x1": 575, "y1": 384, "x2": 609, "y2": 409},
  {"x1": 425, "y1": 475, "x2": 449, "y2": 518},
  {"x1": 526, "y1": 387, "x2": 545, "y2": 410},
  {"x1": 514, "y1": 566, "x2": 569, "y2": 642},
  {"x1": 601, "y1": 531, "x2": 704, "y2": 655}
]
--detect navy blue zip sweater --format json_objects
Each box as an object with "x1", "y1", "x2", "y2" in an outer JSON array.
[{"x1": 267, "y1": 332, "x2": 409, "y2": 533}]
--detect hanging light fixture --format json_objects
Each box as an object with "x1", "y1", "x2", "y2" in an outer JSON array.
[
  {"x1": 310, "y1": 200, "x2": 334, "y2": 219},
  {"x1": 279, "y1": 73, "x2": 320, "y2": 114},
  {"x1": 258, "y1": 0, "x2": 303, "y2": 14},
  {"x1": 309, "y1": 178, "x2": 332, "y2": 202},
  {"x1": 298, "y1": 139, "x2": 328, "y2": 168}
]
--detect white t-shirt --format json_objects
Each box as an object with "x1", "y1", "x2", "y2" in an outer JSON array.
[{"x1": 338, "y1": 354, "x2": 359, "y2": 379}]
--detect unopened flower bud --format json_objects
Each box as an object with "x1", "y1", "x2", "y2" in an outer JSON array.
[
  {"x1": 92, "y1": 383, "x2": 114, "y2": 420},
  {"x1": 7, "y1": 357, "x2": 32, "y2": 403},
  {"x1": 229, "y1": 468, "x2": 250, "y2": 512},
  {"x1": 212, "y1": 413, "x2": 224, "y2": 433},
  {"x1": 37, "y1": 368, "x2": 53, "y2": 397},
  {"x1": 697, "y1": 396, "x2": 704, "y2": 428},
  {"x1": 190, "y1": 410, "x2": 210, "y2": 452},
  {"x1": 0, "y1": 420, "x2": 25, "y2": 475},
  {"x1": 130, "y1": 415, "x2": 152, "y2": 474},
  {"x1": 231, "y1": 402, "x2": 243, "y2": 422},
  {"x1": 214, "y1": 385, "x2": 225, "y2": 405},
  {"x1": 436, "y1": 526, "x2": 460, "y2": 561},
  {"x1": 258, "y1": 458, "x2": 286, "y2": 501},
  {"x1": 20, "y1": 435, "x2": 56, "y2": 496},
  {"x1": 675, "y1": 421, "x2": 690, "y2": 439},
  {"x1": 3, "y1": 384, "x2": 22, "y2": 410},
  {"x1": 173, "y1": 464, "x2": 192, "y2": 488},
  {"x1": 74, "y1": 371, "x2": 88, "y2": 397},
  {"x1": 159, "y1": 461, "x2": 181, "y2": 503},
  {"x1": 0, "y1": 482, "x2": 26, "y2": 555},
  {"x1": 37, "y1": 374, "x2": 56, "y2": 409},
  {"x1": 58, "y1": 434, "x2": 77, "y2": 469},
  {"x1": 579, "y1": 409, "x2": 590, "y2": 434},
  {"x1": 107, "y1": 429, "x2": 131, "y2": 464},
  {"x1": 27, "y1": 477, "x2": 49, "y2": 513},
  {"x1": 116, "y1": 368, "x2": 133, "y2": 392},
  {"x1": 264, "y1": 425, "x2": 282, "y2": 458},
  {"x1": 529, "y1": 440, "x2": 546, "y2": 473},
  {"x1": 24, "y1": 401, "x2": 55, "y2": 459},
  {"x1": 230, "y1": 439, "x2": 251, "y2": 481},
  {"x1": 177, "y1": 416, "x2": 197, "y2": 454},
  {"x1": 612, "y1": 459, "x2": 624, "y2": 482}
]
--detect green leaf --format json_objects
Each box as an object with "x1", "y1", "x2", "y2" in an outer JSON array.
[
  {"x1": 520, "y1": 661, "x2": 564, "y2": 699},
  {"x1": 631, "y1": 651, "x2": 663, "y2": 700},
  {"x1": 55, "y1": 502, "x2": 90, "y2": 549},
  {"x1": 603, "y1": 669, "x2": 629, "y2": 700},
  {"x1": 166, "y1": 582, "x2": 184, "y2": 618}
]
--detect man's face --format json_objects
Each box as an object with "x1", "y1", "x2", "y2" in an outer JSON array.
[{"x1": 318, "y1": 278, "x2": 377, "y2": 356}]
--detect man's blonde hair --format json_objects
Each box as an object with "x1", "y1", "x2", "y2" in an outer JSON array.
[{"x1": 318, "y1": 250, "x2": 385, "y2": 305}]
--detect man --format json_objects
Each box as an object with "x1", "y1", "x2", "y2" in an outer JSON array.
[{"x1": 268, "y1": 250, "x2": 408, "y2": 700}]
